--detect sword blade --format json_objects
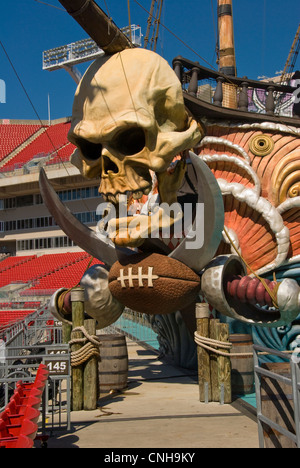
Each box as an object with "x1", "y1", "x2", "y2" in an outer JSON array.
[
  {"x1": 39, "y1": 168, "x2": 131, "y2": 266},
  {"x1": 169, "y1": 152, "x2": 224, "y2": 273}
]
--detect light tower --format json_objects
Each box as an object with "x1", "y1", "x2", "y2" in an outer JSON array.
[{"x1": 43, "y1": 25, "x2": 142, "y2": 85}]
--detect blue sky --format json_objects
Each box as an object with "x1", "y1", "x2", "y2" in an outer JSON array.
[{"x1": 0, "y1": 0, "x2": 299, "y2": 121}]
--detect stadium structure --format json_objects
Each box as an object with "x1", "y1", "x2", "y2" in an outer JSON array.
[{"x1": 0, "y1": 28, "x2": 142, "y2": 332}]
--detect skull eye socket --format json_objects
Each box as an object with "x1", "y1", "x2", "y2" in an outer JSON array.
[
  {"x1": 113, "y1": 127, "x2": 146, "y2": 156},
  {"x1": 76, "y1": 137, "x2": 102, "y2": 161}
]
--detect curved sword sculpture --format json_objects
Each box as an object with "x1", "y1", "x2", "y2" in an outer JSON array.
[
  {"x1": 169, "y1": 152, "x2": 224, "y2": 272},
  {"x1": 39, "y1": 168, "x2": 133, "y2": 267}
]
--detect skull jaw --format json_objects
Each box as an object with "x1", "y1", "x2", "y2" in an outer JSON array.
[
  {"x1": 101, "y1": 160, "x2": 187, "y2": 248},
  {"x1": 106, "y1": 205, "x2": 184, "y2": 249},
  {"x1": 99, "y1": 165, "x2": 153, "y2": 204}
]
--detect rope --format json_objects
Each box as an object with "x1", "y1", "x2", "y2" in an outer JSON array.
[
  {"x1": 194, "y1": 331, "x2": 245, "y2": 358},
  {"x1": 194, "y1": 331, "x2": 294, "y2": 358},
  {"x1": 69, "y1": 326, "x2": 101, "y2": 367},
  {"x1": 223, "y1": 227, "x2": 280, "y2": 309},
  {"x1": 70, "y1": 326, "x2": 102, "y2": 346}
]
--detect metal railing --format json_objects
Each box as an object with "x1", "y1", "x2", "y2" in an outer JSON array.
[
  {"x1": 0, "y1": 344, "x2": 71, "y2": 435},
  {"x1": 0, "y1": 307, "x2": 62, "y2": 348},
  {"x1": 253, "y1": 344, "x2": 300, "y2": 448},
  {"x1": 102, "y1": 308, "x2": 159, "y2": 350},
  {"x1": 173, "y1": 56, "x2": 299, "y2": 121},
  {"x1": 43, "y1": 25, "x2": 142, "y2": 71}
]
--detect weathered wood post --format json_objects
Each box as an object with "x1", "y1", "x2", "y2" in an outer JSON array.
[
  {"x1": 210, "y1": 319, "x2": 220, "y2": 401},
  {"x1": 62, "y1": 323, "x2": 72, "y2": 344},
  {"x1": 217, "y1": 322, "x2": 232, "y2": 404},
  {"x1": 71, "y1": 287, "x2": 85, "y2": 411},
  {"x1": 196, "y1": 303, "x2": 211, "y2": 403},
  {"x1": 83, "y1": 318, "x2": 99, "y2": 411}
]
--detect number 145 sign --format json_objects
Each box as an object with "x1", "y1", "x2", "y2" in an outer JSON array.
[{"x1": 44, "y1": 358, "x2": 69, "y2": 375}]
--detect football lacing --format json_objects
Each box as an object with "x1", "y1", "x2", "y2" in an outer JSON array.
[{"x1": 117, "y1": 267, "x2": 159, "y2": 288}]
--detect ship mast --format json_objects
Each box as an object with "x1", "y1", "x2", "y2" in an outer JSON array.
[
  {"x1": 58, "y1": 0, "x2": 133, "y2": 54},
  {"x1": 217, "y1": 0, "x2": 237, "y2": 108}
]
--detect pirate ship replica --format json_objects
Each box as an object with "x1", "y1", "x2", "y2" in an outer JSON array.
[{"x1": 44, "y1": 0, "x2": 300, "y2": 368}]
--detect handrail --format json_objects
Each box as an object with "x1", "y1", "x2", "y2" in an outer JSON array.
[
  {"x1": 253, "y1": 344, "x2": 300, "y2": 448},
  {"x1": 173, "y1": 56, "x2": 297, "y2": 94},
  {"x1": 172, "y1": 56, "x2": 300, "y2": 123}
]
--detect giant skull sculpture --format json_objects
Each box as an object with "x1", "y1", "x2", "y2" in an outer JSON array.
[{"x1": 68, "y1": 48, "x2": 203, "y2": 246}]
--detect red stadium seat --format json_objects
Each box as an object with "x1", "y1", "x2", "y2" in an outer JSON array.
[
  {"x1": 0, "y1": 434, "x2": 34, "y2": 448},
  {"x1": 4, "y1": 402, "x2": 40, "y2": 425},
  {"x1": 0, "y1": 411, "x2": 38, "y2": 439},
  {"x1": 0, "y1": 364, "x2": 49, "y2": 448},
  {"x1": 0, "y1": 124, "x2": 41, "y2": 163},
  {"x1": 1, "y1": 122, "x2": 72, "y2": 171},
  {"x1": 11, "y1": 390, "x2": 42, "y2": 412}
]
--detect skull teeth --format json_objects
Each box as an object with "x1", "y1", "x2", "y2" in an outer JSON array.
[
  {"x1": 102, "y1": 186, "x2": 152, "y2": 204},
  {"x1": 132, "y1": 191, "x2": 143, "y2": 200}
]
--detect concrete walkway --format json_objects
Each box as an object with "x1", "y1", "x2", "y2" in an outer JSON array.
[{"x1": 46, "y1": 340, "x2": 259, "y2": 449}]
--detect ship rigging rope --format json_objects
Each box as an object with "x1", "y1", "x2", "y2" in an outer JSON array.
[
  {"x1": 31, "y1": 0, "x2": 299, "y2": 136},
  {"x1": 0, "y1": 39, "x2": 58, "y2": 154},
  {"x1": 133, "y1": 0, "x2": 299, "y2": 136},
  {"x1": 127, "y1": 0, "x2": 132, "y2": 42},
  {"x1": 223, "y1": 226, "x2": 280, "y2": 309},
  {"x1": 210, "y1": 0, "x2": 219, "y2": 65},
  {"x1": 0, "y1": 34, "x2": 97, "y2": 217},
  {"x1": 133, "y1": 0, "x2": 220, "y2": 73},
  {"x1": 34, "y1": 0, "x2": 65, "y2": 11},
  {"x1": 133, "y1": 0, "x2": 238, "y2": 88}
]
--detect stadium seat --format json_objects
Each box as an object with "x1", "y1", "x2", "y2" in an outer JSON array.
[
  {"x1": 0, "y1": 124, "x2": 41, "y2": 163},
  {"x1": 3, "y1": 402, "x2": 40, "y2": 425},
  {"x1": 1, "y1": 122, "x2": 72, "y2": 171},
  {"x1": 0, "y1": 433, "x2": 34, "y2": 448},
  {"x1": 0, "y1": 252, "x2": 92, "y2": 289},
  {"x1": 11, "y1": 390, "x2": 42, "y2": 412},
  {"x1": 0, "y1": 411, "x2": 38, "y2": 439},
  {"x1": 0, "y1": 364, "x2": 49, "y2": 448}
]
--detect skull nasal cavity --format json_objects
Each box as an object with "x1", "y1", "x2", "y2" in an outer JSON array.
[
  {"x1": 114, "y1": 128, "x2": 146, "y2": 156},
  {"x1": 77, "y1": 138, "x2": 102, "y2": 161},
  {"x1": 103, "y1": 156, "x2": 119, "y2": 175}
]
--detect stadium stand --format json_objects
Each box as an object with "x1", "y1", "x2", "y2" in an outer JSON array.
[
  {"x1": 0, "y1": 252, "x2": 90, "y2": 288},
  {"x1": 1, "y1": 122, "x2": 72, "y2": 171},
  {"x1": 0, "y1": 363, "x2": 49, "y2": 448},
  {"x1": 23, "y1": 256, "x2": 101, "y2": 294},
  {"x1": 0, "y1": 253, "x2": 101, "y2": 328},
  {"x1": 0, "y1": 119, "x2": 102, "y2": 331},
  {"x1": 46, "y1": 141, "x2": 76, "y2": 165},
  {"x1": 0, "y1": 124, "x2": 41, "y2": 163},
  {"x1": 0, "y1": 311, "x2": 35, "y2": 331},
  {"x1": 0, "y1": 256, "x2": 37, "y2": 273},
  {"x1": 0, "y1": 302, "x2": 41, "y2": 309}
]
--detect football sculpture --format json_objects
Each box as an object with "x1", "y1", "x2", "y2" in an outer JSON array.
[{"x1": 108, "y1": 253, "x2": 201, "y2": 315}]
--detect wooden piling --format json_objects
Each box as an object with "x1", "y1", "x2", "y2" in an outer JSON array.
[
  {"x1": 62, "y1": 323, "x2": 72, "y2": 344},
  {"x1": 71, "y1": 288, "x2": 85, "y2": 412},
  {"x1": 210, "y1": 319, "x2": 220, "y2": 402},
  {"x1": 195, "y1": 306, "x2": 232, "y2": 404},
  {"x1": 196, "y1": 303, "x2": 211, "y2": 402},
  {"x1": 83, "y1": 318, "x2": 98, "y2": 411},
  {"x1": 217, "y1": 322, "x2": 232, "y2": 404}
]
